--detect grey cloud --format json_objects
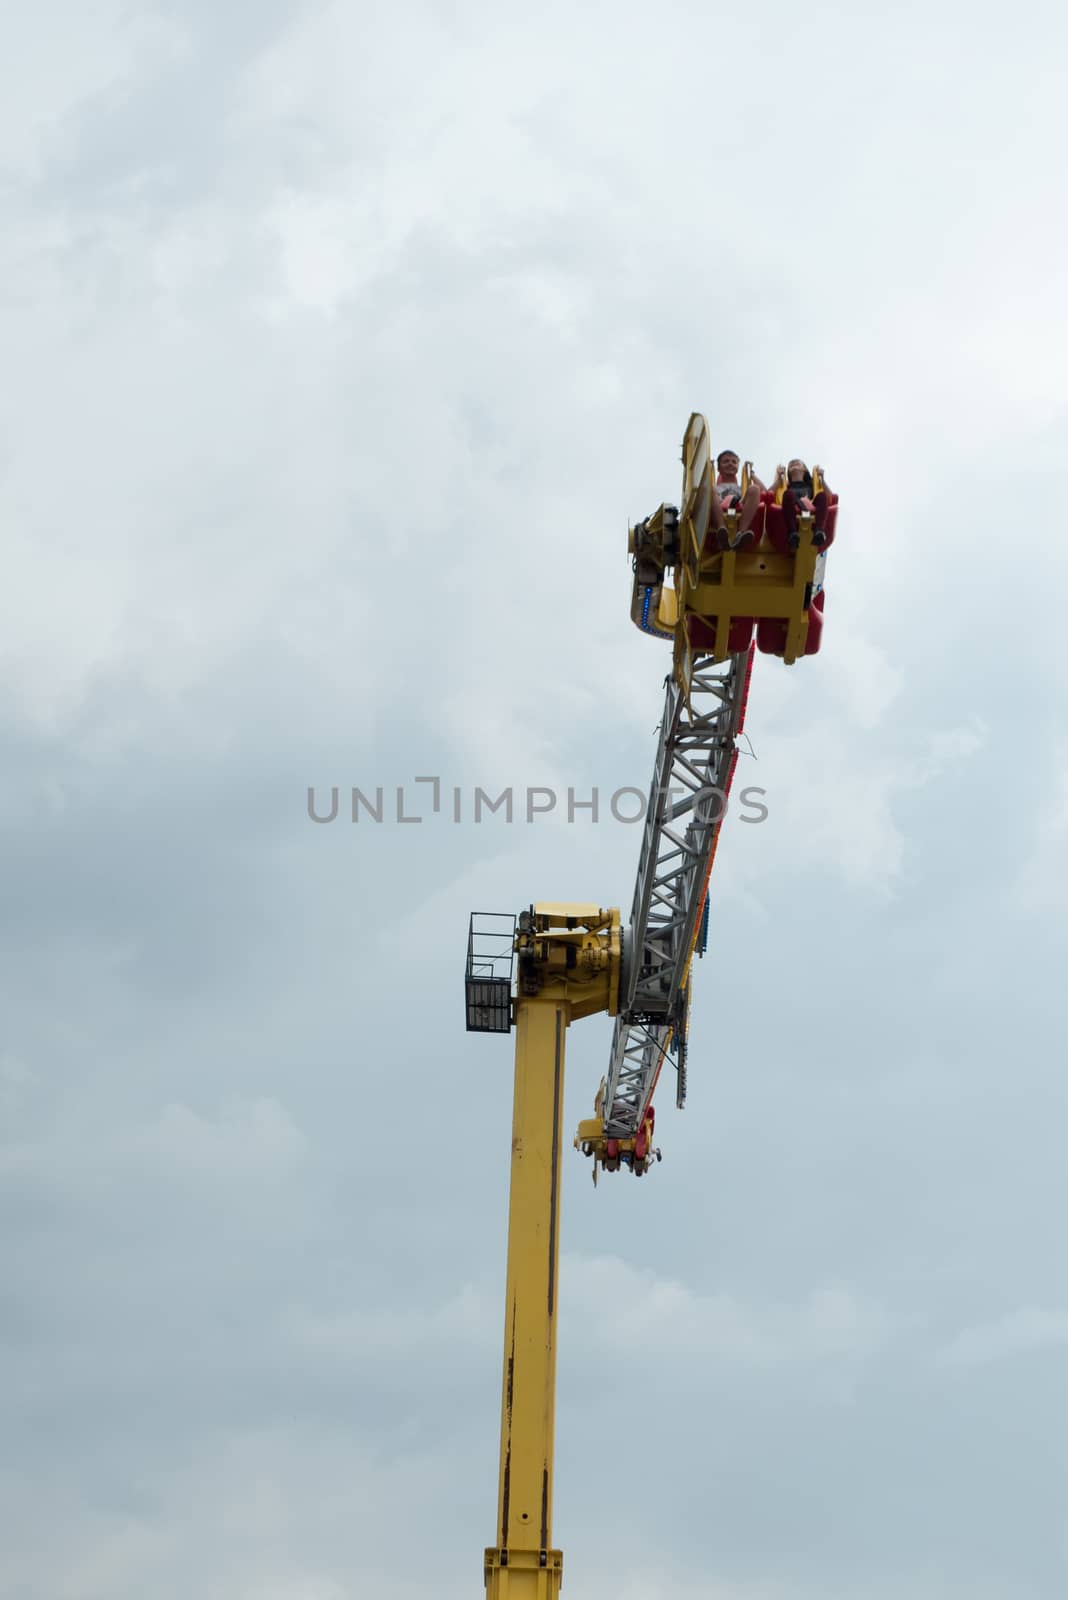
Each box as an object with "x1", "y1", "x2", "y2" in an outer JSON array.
[{"x1": 3, "y1": 1, "x2": 1068, "y2": 1596}]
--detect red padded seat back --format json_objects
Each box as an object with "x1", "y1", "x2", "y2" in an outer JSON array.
[{"x1": 687, "y1": 615, "x2": 755, "y2": 653}]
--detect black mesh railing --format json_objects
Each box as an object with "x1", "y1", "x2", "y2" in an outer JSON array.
[{"x1": 465, "y1": 912, "x2": 516, "y2": 1033}]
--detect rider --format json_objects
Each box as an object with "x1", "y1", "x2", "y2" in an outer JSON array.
[
  {"x1": 770, "y1": 459, "x2": 832, "y2": 549},
  {"x1": 709, "y1": 450, "x2": 766, "y2": 551}
]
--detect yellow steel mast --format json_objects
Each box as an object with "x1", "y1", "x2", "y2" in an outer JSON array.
[{"x1": 475, "y1": 905, "x2": 622, "y2": 1598}]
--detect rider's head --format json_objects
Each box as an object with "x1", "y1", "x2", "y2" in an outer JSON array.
[
  {"x1": 716, "y1": 450, "x2": 740, "y2": 480},
  {"x1": 787, "y1": 459, "x2": 813, "y2": 491}
]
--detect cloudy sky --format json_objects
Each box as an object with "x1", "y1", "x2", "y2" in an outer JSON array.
[{"x1": 2, "y1": 2, "x2": 1067, "y2": 1595}]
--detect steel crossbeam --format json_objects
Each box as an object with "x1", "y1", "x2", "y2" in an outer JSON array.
[{"x1": 602, "y1": 1016, "x2": 673, "y2": 1136}]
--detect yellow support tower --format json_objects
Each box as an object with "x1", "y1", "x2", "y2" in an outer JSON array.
[{"x1": 475, "y1": 904, "x2": 622, "y2": 1597}]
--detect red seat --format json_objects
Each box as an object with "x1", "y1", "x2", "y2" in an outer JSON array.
[
  {"x1": 688, "y1": 614, "x2": 755, "y2": 653},
  {"x1": 762, "y1": 496, "x2": 788, "y2": 555},
  {"x1": 756, "y1": 589, "x2": 824, "y2": 657}
]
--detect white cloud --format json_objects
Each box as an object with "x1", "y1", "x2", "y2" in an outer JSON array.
[
  {"x1": 1015, "y1": 761, "x2": 1068, "y2": 912},
  {"x1": 0, "y1": 1051, "x2": 36, "y2": 1100},
  {"x1": 0, "y1": 1428, "x2": 477, "y2": 1600},
  {"x1": 287, "y1": 1281, "x2": 496, "y2": 1362},
  {"x1": 1, "y1": 1098, "x2": 308, "y2": 1185},
  {"x1": 263, "y1": 189, "x2": 383, "y2": 317},
  {"x1": 133, "y1": 1097, "x2": 308, "y2": 1177},
  {"x1": 940, "y1": 1306, "x2": 1068, "y2": 1368},
  {"x1": 582, "y1": 1576, "x2": 785, "y2": 1600},
  {"x1": 563, "y1": 1255, "x2": 893, "y2": 1366},
  {"x1": 714, "y1": 706, "x2": 987, "y2": 902},
  {"x1": 0, "y1": 6, "x2": 187, "y2": 180}
]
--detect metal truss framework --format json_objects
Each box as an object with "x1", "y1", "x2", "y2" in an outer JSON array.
[{"x1": 603, "y1": 649, "x2": 752, "y2": 1136}]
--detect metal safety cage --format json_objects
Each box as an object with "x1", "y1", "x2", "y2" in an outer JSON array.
[{"x1": 465, "y1": 911, "x2": 517, "y2": 1033}]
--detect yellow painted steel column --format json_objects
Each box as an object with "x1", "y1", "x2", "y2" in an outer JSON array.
[{"x1": 484, "y1": 996, "x2": 567, "y2": 1599}]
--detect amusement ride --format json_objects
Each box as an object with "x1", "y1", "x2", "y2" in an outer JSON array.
[{"x1": 464, "y1": 413, "x2": 839, "y2": 1597}]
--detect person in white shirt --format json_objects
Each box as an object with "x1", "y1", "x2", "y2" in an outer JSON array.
[{"x1": 709, "y1": 449, "x2": 765, "y2": 551}]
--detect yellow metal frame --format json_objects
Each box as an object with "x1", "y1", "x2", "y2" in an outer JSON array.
[
  {"x1": 631, "y1": 413, "x2": 823, "y2": 682},
  {"x1": 673, "y1": 541, "x2": 819, "y2": 666},
  {"x1": 485, "y1": 906, "x2": 621, "y2": 1598}
]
